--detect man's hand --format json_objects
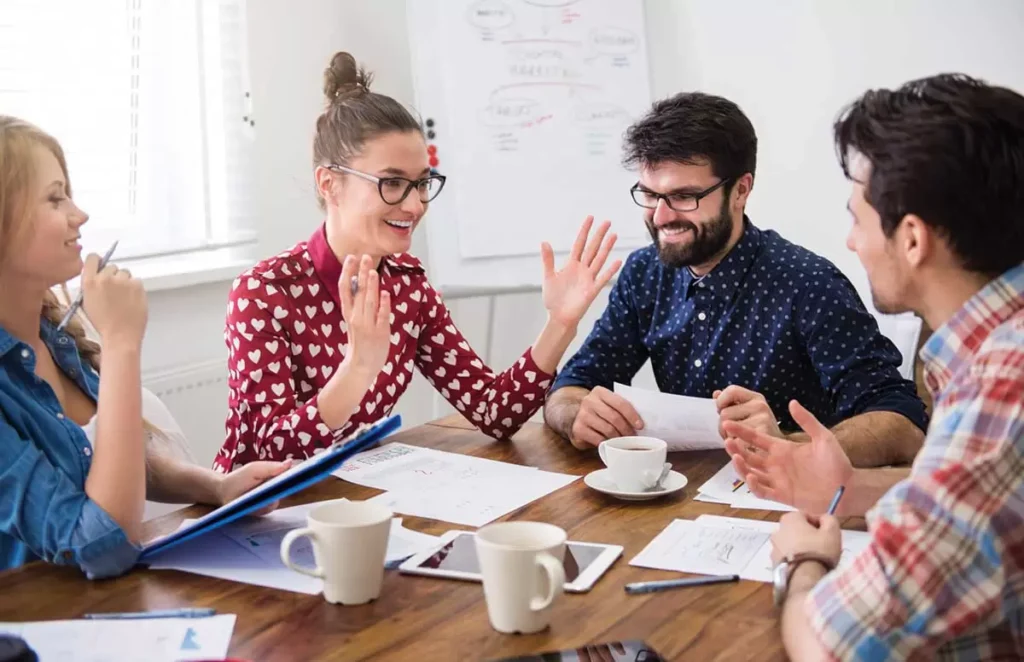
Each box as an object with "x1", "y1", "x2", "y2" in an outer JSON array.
[
  {"x1": 715, "y1": 385, "x2": 782, "y2": 439},
  {"x1": 770, "y1": 511, "x2": 842, "y2": 568},
  {"x1": 569, "y1": 386, "x2": 644, "y2": 449},
  {"x1": 723, "y1": 399, "x2": 854, "y2": 514}
]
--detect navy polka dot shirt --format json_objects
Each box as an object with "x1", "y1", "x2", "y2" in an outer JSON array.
[{"x1": 552, "y1": 219, "x2": 929, "y2": 433}]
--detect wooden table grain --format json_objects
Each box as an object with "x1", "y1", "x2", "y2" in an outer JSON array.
[{"x1": 0, "y1": 416, "x2": 847, "y2": 661}]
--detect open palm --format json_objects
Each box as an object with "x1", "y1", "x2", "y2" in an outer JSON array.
[
  {"x1": 542, "y1": 216, "x2": 622, "y2": 328},
  {"x1": 723, "y1": 400, "x2": 854, "y2": 514}
]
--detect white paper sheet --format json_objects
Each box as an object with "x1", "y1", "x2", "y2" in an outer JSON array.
[
  {"x1": 613, "y1": 383, "x2": 724, "y2": 451},
  {"x1": 364, "y1": 468, "x2": 579, "y2": 527},
  {"x1": 630, "y1": 519, "x2": 771, "y2": 576},
  {"x1": 146, "y1": 501, "x2": 442, "y2": 594},
  {"x1": 695, "y1": 515, "x2": 873, "y2": 582},
  {"x1": 336, "y1": 443, "x2": 579, "y2": 526},
  {"x1": 0, "y1": 614, "x2": 235, "y2": 662},
  {"x1": 697, "y1": 462, "x2": 796, "y2": 512}
]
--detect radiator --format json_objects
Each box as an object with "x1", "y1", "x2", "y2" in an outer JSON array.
[{"x1": 144, "y1": 359, "x2": 229, "y2": 468}]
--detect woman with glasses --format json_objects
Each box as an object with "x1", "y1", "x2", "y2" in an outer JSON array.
[{"x1": 214, "y1": 52, "x2": 620, "y2": 470}]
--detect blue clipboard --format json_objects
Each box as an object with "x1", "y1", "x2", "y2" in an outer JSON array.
[{"x1": 140, "y1": 414, "x2": 402, "y2": 561}]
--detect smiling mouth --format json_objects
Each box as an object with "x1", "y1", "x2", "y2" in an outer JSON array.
[{"x1": 384, "y1": 219, "x2": 413, "y2": 230}]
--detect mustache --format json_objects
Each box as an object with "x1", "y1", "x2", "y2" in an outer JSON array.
[{"x1": 647, "y1": 219, "x2": 699, "y2": 235}]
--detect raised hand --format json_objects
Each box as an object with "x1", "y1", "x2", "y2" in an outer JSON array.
[
  {"x1": 723, "y1": 400, "x2": 854, "y2": 514},
  {"x1": 541, "y1": 216, "x2": 622, "y2": 329},
  {"x1": 339, "y1": 255, "x2": 391, "y2": 376}
]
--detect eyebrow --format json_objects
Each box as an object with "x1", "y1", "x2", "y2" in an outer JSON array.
[{"x1": 379, "y1": 167, "x2": 432, "y2": 178}]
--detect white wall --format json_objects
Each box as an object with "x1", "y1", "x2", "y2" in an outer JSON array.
[{"x1": 145, "y1": 0, "x2": 1024, "y2": 466}]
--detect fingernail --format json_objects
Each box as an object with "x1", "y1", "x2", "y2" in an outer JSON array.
[{"x1": 635, "y1": 420, "x2": 643, "y2": 429}]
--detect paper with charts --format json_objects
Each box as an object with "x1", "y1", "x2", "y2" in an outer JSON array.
[
  {"x1": 630, "y1": 516, "x2": 872, "y2": 582},
  {"x1": 439, "y1": 0, "x2": 653, "y2": 259},
  {"x1": 335, "y1": 442, "x2": 579, "y2": 526},
  {"x1": 695, "y1": 462, "x2": 795, "y2": 512},
  {"x1": 614, "y1": 383, "x2": 725, "y2": 451},
  {"x1": 0, "y1": 615, "x2": 235, "y2": 662},
  {"x1": 146, "y1": 501, "x2": 441, "y2": 595}
]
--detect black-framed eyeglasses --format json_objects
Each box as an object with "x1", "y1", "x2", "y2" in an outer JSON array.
[
  {"x1": 630, "y1": 177, "x2": 732, "y2": 212},
  {"x1": 327, "y1": 163, "x2": 447, "y2": 205}
]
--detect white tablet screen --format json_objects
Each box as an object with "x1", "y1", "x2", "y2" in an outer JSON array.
[{"x1": 415, "y1": 532, "x2": 606, "y2": 581}]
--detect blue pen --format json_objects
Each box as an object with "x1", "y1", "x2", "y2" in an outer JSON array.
[
  {"x1": 625, "y1": 574, "x2": 740, "y2": 595},
  {"x1": 83, "y1": 607, "x2": 215, "y2": 620},
  {"x1": 827, "y1": 485, "x2": 846, "y2": 516}
]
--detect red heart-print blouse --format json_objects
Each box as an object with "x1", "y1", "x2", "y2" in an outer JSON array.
[{"x1": 213, "y1": 225, "x2": 553, "y2": 472}]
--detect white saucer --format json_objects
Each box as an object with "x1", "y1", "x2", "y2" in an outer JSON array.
[{"x1": 583, "y1": 468, "x2": 688, "y2": 501}]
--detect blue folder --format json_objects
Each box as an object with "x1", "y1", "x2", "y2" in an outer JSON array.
[{"x1": 140, "y1": 414, "x2": 402, "y2": 561}]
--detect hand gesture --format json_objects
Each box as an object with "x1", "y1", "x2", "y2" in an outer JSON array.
[
  {"x1": 339, "y1": 255, "x2": 391, "y2": 375},
  {"x1": 723, "y1": 400, "x2": 853, "y2": 514},
  {"x1": 541, "y1": 216, "x2": 621, "y2": 329}
]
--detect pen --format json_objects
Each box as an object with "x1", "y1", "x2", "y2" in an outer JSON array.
[
  {"x1": 826, "y1": 485, "x2": 846, "y2": 516},
  {"x1": 625, "y1": 574, "x2": 740, "y2": 595},
  {"x1": 57, "y1": 240, "x2": 119, "y2": 332},
  {"x1": 83, "y1": 607, "x2": 215, "y2": 620}
]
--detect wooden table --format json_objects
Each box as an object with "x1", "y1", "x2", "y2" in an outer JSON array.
[{"x1": 0, "y1": 416, "x2": 854, "y2": 661}]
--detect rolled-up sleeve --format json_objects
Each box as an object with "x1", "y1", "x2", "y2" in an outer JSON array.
[
  {"x1": 794, "y1": 269, "x2": 928, "y2": 431},
  {"x1": 551, "y1": 253, "x2": 649, "y2": 394},
  {"x1": 1, "y1": 421, "x2": 140, "y2": 579}
]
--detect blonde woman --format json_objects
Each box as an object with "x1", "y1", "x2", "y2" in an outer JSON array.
[{"x1": 0, "y1": 117, "x2": 288, "y2": 578}]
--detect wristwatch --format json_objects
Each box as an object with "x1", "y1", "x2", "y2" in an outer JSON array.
[{"x1": 772, "y1": 552, "x2": 836, "y2": 608}]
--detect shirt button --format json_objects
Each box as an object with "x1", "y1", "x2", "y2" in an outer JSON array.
[
  {"x1": 56, "y1": 412, "x2": 65, "y2": 420},
  {"x1": 694, "y1": 359, "x2": 703, "y2": 367},
  {"x1": 20, "y1": 349, "x2": 30, "y2": 359},
  {"x1": 698, "y1": 312, "x2": 707, "y2": 321},
  {"x1": 83, "y1": 446, "x2": 92, "y2": 457}
]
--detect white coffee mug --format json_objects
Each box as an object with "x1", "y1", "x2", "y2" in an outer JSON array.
[
  {"x1": 280, "y1": 499, "x2": 392, "y2": 605},
  {"x1": 598, "y1": 436, "x2": 670, "y2": 492},
  {"x1": 474, "y1": 521, "x2": 567, "y2": 634}
]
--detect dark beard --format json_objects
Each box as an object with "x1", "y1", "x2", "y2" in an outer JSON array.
[{"x1": 646, "y1": 193, "x2": 734, "y2": 269}]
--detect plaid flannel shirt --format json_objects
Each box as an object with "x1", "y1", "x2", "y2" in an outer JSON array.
[{"x1": 806, "y1": 262, "x2": 1024, "y2": 660}]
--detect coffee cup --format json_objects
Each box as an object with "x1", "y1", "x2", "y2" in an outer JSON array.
[
  {"x1": 280, "y1": 499, "x2": 392, "y2": 605},
  {"x1": 474, "y1": 521, "x2": 567, "y2": 634},
  {"x1": 598, "y1": 436, "x2": 670, "y2": 492}
]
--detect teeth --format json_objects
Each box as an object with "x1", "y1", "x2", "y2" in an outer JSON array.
[
  {"x1": 385, "y1": 219, "x2": 413, "y2": 229},
  {"x1": 659, "y1": 226, "x2": 687, "y2": 236}
]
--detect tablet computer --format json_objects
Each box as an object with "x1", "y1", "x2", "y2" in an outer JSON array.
[
  {"x1": 398, "y1": 530, "x2": 622, "y2": 593},
  {"x1": 491, "y1": 640, "x2": 667, "y2": 661}
]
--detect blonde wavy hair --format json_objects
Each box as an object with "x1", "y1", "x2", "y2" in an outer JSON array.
[{"x1": 0, "y1": 116, "x2": 166, "y2": 442}]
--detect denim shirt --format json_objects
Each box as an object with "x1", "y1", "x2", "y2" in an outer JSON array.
[{"x1": 0, "y1": 318, "x2": 139, "y2": 578}]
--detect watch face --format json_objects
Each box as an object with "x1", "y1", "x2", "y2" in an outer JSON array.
[{"x1": 772, "y1": 561, "x2": 788, "y2": 608}]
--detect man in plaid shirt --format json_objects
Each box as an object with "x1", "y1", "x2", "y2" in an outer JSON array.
[{"x1": 723, "y1": 74, "x2": 1024, "y2": 660}]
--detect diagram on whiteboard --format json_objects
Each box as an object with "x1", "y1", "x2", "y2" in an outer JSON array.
[{"x1": 436, "y1": 0, "x2": 653, "y2": 260}]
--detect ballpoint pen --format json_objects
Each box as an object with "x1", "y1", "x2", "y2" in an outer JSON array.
[
  {"x1": 83, "y1": 607, "x2": 215, "y2": 620},
  {"x1": 625, "y1": 574, "x2": 740, "y2": 595},
  {"x1": 57, "y1": 240, "x2": 119, "y2": 332},
  {"x1": 826, "y1": 485, "x2": 845, "y2": 516}
]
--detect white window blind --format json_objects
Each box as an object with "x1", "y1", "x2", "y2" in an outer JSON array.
[{"x1": 0, "y1": 0, "x2": 255, "y2": 260}]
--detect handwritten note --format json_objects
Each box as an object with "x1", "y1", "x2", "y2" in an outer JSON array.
[
  {"x1": 614, "y1": 383, "x2": 724, "y2": 451},
  {"x1": 630, "y1": 519, "x2": 770, "y2": 576}
]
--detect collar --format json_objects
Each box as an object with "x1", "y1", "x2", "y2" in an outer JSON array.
[
  {"x1": 0, "y1": 316, "x2": 73, "y2": 359},
  {"x1": 307, "y1": 224, "x2": 426, "y2": 306},
  {"x1": 920, "y1": 262, "x2": 1024, "y2": 397},
  {"x1": 683, "y1": 217, "x2": 762, "y2": 299}
]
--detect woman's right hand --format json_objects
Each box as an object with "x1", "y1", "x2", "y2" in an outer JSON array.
[
  {"x1": 339, "y1": 254, "x2": 391, "y2": 376},
  {"x1": 81, "y1": 253, "x2": 148, "y2": 346}
]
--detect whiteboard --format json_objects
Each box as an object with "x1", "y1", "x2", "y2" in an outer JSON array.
[{"x1": 408, "y1": 0, "x2": 653, "y2": 293}]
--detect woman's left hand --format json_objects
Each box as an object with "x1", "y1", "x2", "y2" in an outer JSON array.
[
  {"x1": 216, "y1": 460, "x2": 293, "y2": 514},
  {"x1": 541, "y1": 216, "x2": 621, "y2": 329}
]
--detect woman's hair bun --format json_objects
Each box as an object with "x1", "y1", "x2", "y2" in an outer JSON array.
[{"x1": 323, "y1": 51, "x2": 374, "y2": 106}]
